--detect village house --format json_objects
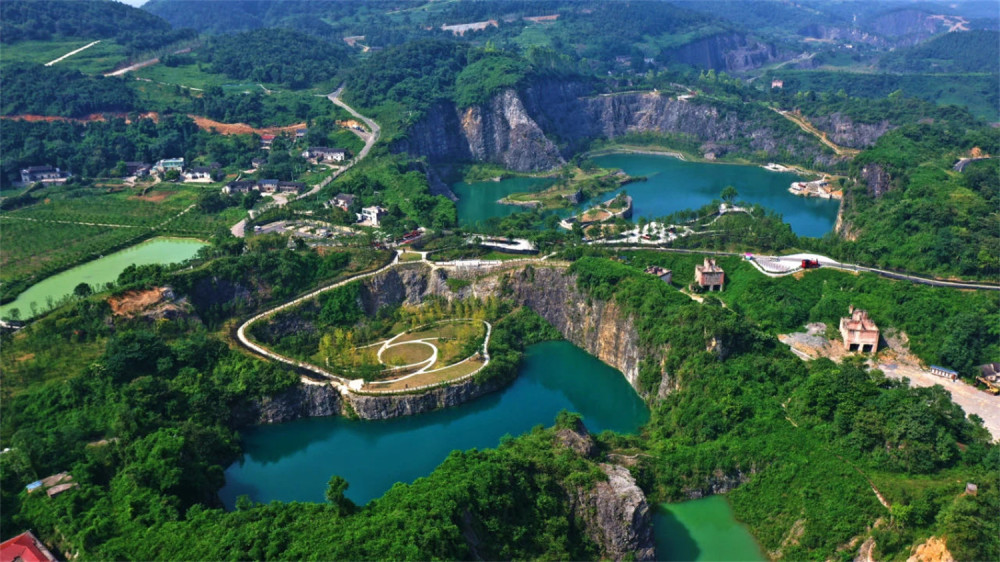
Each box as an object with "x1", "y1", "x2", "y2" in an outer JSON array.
[
  {"x1": 154, "y1": 158, "x2": 184, "y2": 173},
  {"x1": 277, "y1": 181, "x2": 306, "y2": 194},
  {"x1": 295, "y1": 128, "x2": 307, "y2": 139},
  {"x1": 325, "y1": 193, "x2": 356, "y2": 211},
  {"x1": 839, "y1": 307, "x2": 879, "y2": 352},
  {"x1": 222, "y1": 180, "x2": 255, "y2": 195},
  {"x1": 358, "y1": 205, "x2": 387, "y2": 226},
  {"x1": 977, "y1": 363, "x2": 1000, "y2": 394},
  {"x1": 251, "y1": 158, "x2": 265, "y2": 169},
  {"x1": 0, "y1": 531, "x2": 59, "y2": 562},
  {"x1": 645, "y1": 265, "x2": 672, "y2": 284},
  {"x1": 771, "y1": 79, "x2": 784, "y2": 89},
  {"x1": 20, "y1": 165, "x2": 68, "y2": 184},
  {"x1": 260, "y1": 134, "x2": 276, "y2": 149},
  {"x1": 694, "y1": 258, "x2": 725, "y2": 291},
  {"x1": 124, "y1": 161, "x2": 151, "y2": 177},
  {"x1": 182, "y1": 166, "x2": 215, "y2": 181},
  {"x1": 302, "y1": 147, "x2": 347, "y2": 163},
  {"x1": 257, "y1": 179, "x2": 279, "y2": 193},
  {"x1": 930, "y1": 365, "x2": 959, "y2": 380}
]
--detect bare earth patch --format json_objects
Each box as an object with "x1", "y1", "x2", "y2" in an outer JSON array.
[
  {"x1": 130, "y1": 190, "x2": 175, "y2": 203},
  {"x1": 108, "y1": 287, "x2": 171, "y2": 317},
  {"x1": 187, "y1": 115, "x2": 306, "y2": 136}
]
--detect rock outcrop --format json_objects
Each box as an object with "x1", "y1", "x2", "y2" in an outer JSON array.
[
  {"x1": 575, "y1": 463, "x2": 657, "y2": 561},
  {"x1": 346, "y1": 375, "x2": 509, "y2": 420},
  {"x1": 663, "y1": 32, "x2": 778, "y2": 73},
  {"x1": 458, "y1": 89, "x2": 564, "y2": 171},
  {"x1": 683, "y1": 468, "x2": 754, "y2": 499},
  {"x1": 859, "y1": 162, "x2": 893, "y2": 198},
  {"x1": 239, "y1": 382, "x2": 343, "y2": 425},
  {"x1": 395, "y1": 79, "x2": 840, "y2": 172},
  {"x1": 808, "y1": 112, "x2": 893, "y2": 149}
]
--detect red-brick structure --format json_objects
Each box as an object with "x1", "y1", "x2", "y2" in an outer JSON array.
[
  {"x1": 694, "y1": 258, "x2": 725, "y2": 291},
  {"x1": 1, "y1": 531, "x2": 59, "y2": 562},
  {"x1": 840, "y1": 307, "x2": 879, "y2": 352}
]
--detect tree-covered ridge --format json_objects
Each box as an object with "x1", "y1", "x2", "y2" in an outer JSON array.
[
  {"x1": 0, "y1": 63, "x2": 138, "y2": 117},
  {"x1": 344, "y1": 39, "x2": 469, "y2": 114},
  {"x1": 0, "y1": 0, "x2": 170, "y2": 43},
  {"x1": 202, "y1": 28, "x2": 354, "y2": 89},
  {"x1": 567, "y1": 257, "x2": 997, "y2": 560},
  {"x1": 880, "y1": 30, "x2": 1000, "y2": 74},
  {"x1": 0, "y1": 0, "x2": 196, "y2": 55},
  {"x1": 834, "y1": 123, "x2": 1000, "y2": 279}
]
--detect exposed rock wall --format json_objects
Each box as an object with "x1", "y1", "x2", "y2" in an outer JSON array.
[
  {"x1": 575, "y1": 463, "x2": 657, "y2": 561},
  {"x1": 859, "y1": 162, "x2": 893, "y2": 198},
  {"x1": 238, "y1": 382, "x2": 343, "y2": 425},
  {"x1": 395, "y1": 80, "x2": 839, "y2": 172},
  {"x1": 664, "y1": 32, "x2": 778, "y2": 73},
  {"x1": 347, "y1": 375, "x2": 510, "y2": 420},
  {"x1": 808, "y1": 112, "x2": 893, "y2": 149},
  {"x1": 449, "y1": 266, "x2": 649, "y2": 393},
  {"x1": 458, "y1": 89, "x2": 565, "y2": 171}
]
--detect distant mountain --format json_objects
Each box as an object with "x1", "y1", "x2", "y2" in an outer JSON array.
[
  {"x1": 1, "y1": 0, "x2": 171, "y2": 42},
  {"x1": 880, "y1": 30, "x2": 1000, "y2": 73}
]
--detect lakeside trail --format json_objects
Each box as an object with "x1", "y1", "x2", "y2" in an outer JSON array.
[{"x1": 45, "y1": 40, "x2": 101, "y2": 66}]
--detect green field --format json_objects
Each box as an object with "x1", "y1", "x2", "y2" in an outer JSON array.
[
  {"x1": 0, "y1": 184, "x2": 241, "y2": 285},
  {"x1": 1, "y1": 39, "x2": 129, "y2": 75},
  {"x1": 134, "y1": 62, "x2": 231, "y2": 89},
  {"x1": 0, "y1": 218, "x2": 145, "y2": 283}
]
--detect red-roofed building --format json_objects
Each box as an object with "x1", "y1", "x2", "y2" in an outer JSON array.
[{"x1": 1, "y1": 531, "x2": 59, "y2": 562}]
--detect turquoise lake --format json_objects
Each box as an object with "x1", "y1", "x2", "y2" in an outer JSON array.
[
  {"x1": 453, "y1": 153, "x2": 840, "y2": 238},
  {"x1": 1, "y1": 237, "x2": 206, "y2": 320},
  {"x1": 221, "y1": 340, "x2": 650, "y2": 507},
  {"x1": 655, "y1": 496, "x2": 766, "y2": 561}
]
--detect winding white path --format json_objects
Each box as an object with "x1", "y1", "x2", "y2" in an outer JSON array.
[{"x1": 45, "y1": 40, "x2": 101, "y2": 66}]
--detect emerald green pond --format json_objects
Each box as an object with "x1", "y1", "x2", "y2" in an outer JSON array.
[
  {"x1": 453, "y1": 176, "x2": 554, "y2": 227},
  {"x1": 655, "y1": 496, "x2": 766, "y2": 561},
  {"x1": 221, "y1": 340, "x2": 649, "y2": 507},
  {"x1": 452, "y1": 153, "x2": 839, "y2": 238},
  {"x1": 0, "y1": 237, "x2": 206, "y2": 320}
]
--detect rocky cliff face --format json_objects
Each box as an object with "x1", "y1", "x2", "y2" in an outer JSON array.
[
  {"x1": 347, "y1": 375, "x2": 510, "y2": 420},
  {"x1": 397, "y1": 80, "x2": 839, "y2": 172},
  {"x1": 238, "y1": 381, "x2": 343, "y2": 425},
  {"x1": 860, "y1": 162, "x2": 893, "y2": 198},
  {"x1": 575, "y1": 463, "x2": 657, "y2": 561},
  {"x1": 808, "y1": 112, "x2": 893, "y2": 149},
  {"x1": 664, "y1": 32, "x2": 778, "y2": 73},
  {"x1": 458, "y1": 89, "x2": 565, "y2": 171}
]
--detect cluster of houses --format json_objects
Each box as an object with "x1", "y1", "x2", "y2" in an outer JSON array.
[
  {"x1": 323, "y1": 192, "x2": 386, "y2": 226},
  {"x1": 223, "y1": 179, "x2": 306, "y2": 195}
]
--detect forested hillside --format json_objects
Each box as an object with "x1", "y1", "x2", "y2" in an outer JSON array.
[
  {"x1": 0, "y1": 63, "x2": 137, "y2": 117},
  {"x1": 833, "y1": 124, "x2": 1000, "y2": 279},
  {"x1": 0, "y1": 0, "x2": 195, "y2": 55},
  {"x1": 202, "y1": 28, "x2": 353, "y2": 88},
  {"x1": 880, "y1": 30, "x2": 1000, "y2": 74}
]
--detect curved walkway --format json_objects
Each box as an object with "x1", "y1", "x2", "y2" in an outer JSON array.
[{"x1": 235, "y1": 254, "x2": 399, "y2": 387}]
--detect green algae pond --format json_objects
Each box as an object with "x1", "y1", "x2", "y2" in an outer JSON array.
[
  {"x1": 655, "y1": 496, "x2": 767, "y2": 561},
  {"x1": 1, "y1": 237, "x2": 207, "y2": 320}
]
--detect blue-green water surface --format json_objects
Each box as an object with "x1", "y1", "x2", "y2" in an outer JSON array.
[
  {"x1": 452, "y1": 154, "x2": 839, "y2": 237},
  {"x1": 221, "y1": 340, "x2": 649, "y2": 507}
]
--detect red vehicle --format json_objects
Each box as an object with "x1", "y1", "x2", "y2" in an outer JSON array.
[{"x1": 801, "y1": 259, "x2": 821, "y2": 269}]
